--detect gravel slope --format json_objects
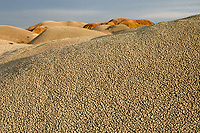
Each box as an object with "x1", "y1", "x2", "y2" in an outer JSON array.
[
  {"x1": 0, "y1": 15, "x2": 199, "y2": 132},
  {"x1": 0, "y1": 36, "x2": 98, "y2": 65}
]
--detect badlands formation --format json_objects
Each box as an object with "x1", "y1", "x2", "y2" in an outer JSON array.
[
  {"x1": 28, "y1": 26, "x2": 106, "y2": 44},
  {"x1": 26, "y1": 20, "x2": 87, "y2": 34},
  {"x1": 0, "y1": 18, "x2": 153, "y2": 64},
  {"x1": 83, "y1": 18, "x2": 154, "y2": 29},
  {"x1": 0, "y1": 25, "x2": 38, "y2": 44},
  {"x1": 0, "y1": 15, "x2": 199, "y2": 132}
]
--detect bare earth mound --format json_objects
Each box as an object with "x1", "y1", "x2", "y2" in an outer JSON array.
[
  {"x1": 91, "y1": 25, "x2": 111, "y2": 34},
  {"x1": 0, "y1": 25, "x2": 38, "y2": 44},
  {"x1": 0, "y1": 39, "x2": 16, "y2": 45},
  {"x1": 106, "y1": 24, "x2": 130, "y2": 33},
  {"x1": 26, "y1": 21, "x2": 87, "y2": 34},
  {"x1": 0, "y1": 36, "x2": 95, "y2": 65},
  {"x1": 29, "y1": 26, "x2": 106, "y2": 44},
  {"x1": 0, "y1": 39, "x2": 31, "y2": 57},
  {"x1": 91, "y1": 24, "x2": 130, "y2": 34},
  {"x1": 0, "y1": 44, "x2": 30, "y2": 57},
  {"x1": 0, "y1": 15, "x2": 199, "y2": 132},
  {"x1": 83, "y1": 18, "x2": 154, "y2": 29}
]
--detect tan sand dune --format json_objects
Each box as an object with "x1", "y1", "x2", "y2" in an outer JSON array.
[
  {"x1": 92, "y1": 24, "x2": 130, "y2": 34},
  {"x1": 0, "y1": 14, "x2": 200, "y2": 132},
  {"x1": 0, "y1": 25, "x2": 38, "y2": 44},
  {"x1": 106, "y1": 24, "x2": 130, "y2": 33},
  {"x1": 0, "y1": 39, "x2": 16, "y2": 45},
  {"x1": 0, "y1": 44, "x2": 31, "y2": 57},
  {"x1": 26, "y1": 20, "x2": 87, "y2": 34},
  {"x1": 91, "y1": 24, "x2": 111, "y2": 34},
  {"x1": 0, "y1": 36, "x2": 96, "y2": 64},
  {"x1": 0, "y1": 39, "x2": 31, "y2": 57},
  {"x1": 28, "y1": 26, "x2": 106, "y2": 44}
]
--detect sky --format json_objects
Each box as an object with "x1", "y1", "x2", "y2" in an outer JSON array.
[{"x1": 0, "y1": 0, "x2": 199, "y2": 29}]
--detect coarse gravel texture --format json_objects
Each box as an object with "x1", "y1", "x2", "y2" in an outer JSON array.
[
  {"x1": 0, "y1": 14, "x2": 200, "y2": 132},
  {"x1": 0, "y1": 36, "x2": 96, "y2": 65}
]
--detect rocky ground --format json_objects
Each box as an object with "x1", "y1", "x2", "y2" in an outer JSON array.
[{"x1": 0, "y1": 15, "x2": 199, "y2": 132}]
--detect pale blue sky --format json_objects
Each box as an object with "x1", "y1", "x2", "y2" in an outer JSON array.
[{"x1": 0, "y1": 0, "x2": 199, "y2": 28}]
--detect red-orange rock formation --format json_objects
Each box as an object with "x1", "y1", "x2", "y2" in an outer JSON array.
[
  {"x1": 107, "y1": 18, "x2": 154, "y2": 28},
  {"x1": 31, "y1": 26, "x2": 48, "y2": 34},
  {"x1": 83, "y1": 18, "x2": 154, "y2": 29},
  {"x1": 83, "y1": 22, "x2": 107, "y2": 29}
]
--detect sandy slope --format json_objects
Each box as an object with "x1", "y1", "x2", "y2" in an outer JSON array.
[
  {"x1": 91, "y1": 24, "x2": 130, "y2": 34},
  {"x1": 0, "y1": 14, "x2": 199, "y2": 132},
  {"x1": 0, "y1": 39, "x2": 16, "y2": 45},
  {"x1": 26, "y1": 20, "x2": 87, "y2": 34},
  {"x1": 0, "y1": 36, "x2": 97, "y2": 65},
  {"x1": 0, "y1": 25, "x2": 38, "y2": 44},
  {"x1": 0, "y1": 44, "x2": 31, "y2": 57},
  {"x1": 0, "y1": 39, "x2": 32, "y2": 61},
  {"x1": 29, "y1": 26, "x2": 106, "y2": 44}
]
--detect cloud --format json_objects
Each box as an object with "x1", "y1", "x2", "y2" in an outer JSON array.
[
  {"x1": 25, "y1": 9, "x2": 110, "y2": 23},
  {"x1": 141, "y1": 11, "x2": 199, "y2": 22},
  {"x1": 28, "y1": 9, "x2": 102, "y2": 16},
  {"x1": 0, "y1": 9, "x2": 106, "y2": 28},
  {"x1": 0, "y1": 3, "x2": 199, "y2": 28}
]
